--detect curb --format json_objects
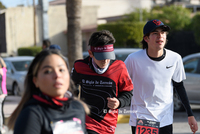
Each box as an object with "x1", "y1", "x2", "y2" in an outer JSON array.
[
  {"x1": 117, "y1": 114, "x2": 130, "y2": 123},
  {"x1": 4, "y1": 117, "x2": 8, "y2": 125}
]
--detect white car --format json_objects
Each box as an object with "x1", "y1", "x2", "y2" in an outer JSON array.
[
  {"x1": 174, "y1": 52, "x2": 200, "y2": 111},
  {"x1": 3, "y1": 56, "x2": 34, "y2": 96},
  {"x1": 83, "y1": 48, "x2": 142, "y2": 61}
]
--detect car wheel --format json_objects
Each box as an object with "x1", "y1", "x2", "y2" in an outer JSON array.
[
  {"x1": 173, "y1": 91, "x2": 184, "y2": 111},
  {"x1": 12, "y1": 83, "x2": 20, "y2": 96}
]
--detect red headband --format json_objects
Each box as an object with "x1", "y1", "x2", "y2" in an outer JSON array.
[{"x1": 91, "y1": 44, "x2": 114, "y2": 52}]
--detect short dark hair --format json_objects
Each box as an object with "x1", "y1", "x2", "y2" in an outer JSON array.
[
  {"x1": 88, "y1": 30, "x2": 116, "y2": 47},
  {"x1": 141, "y1": 33, "x2": 150, "y2": 49}
]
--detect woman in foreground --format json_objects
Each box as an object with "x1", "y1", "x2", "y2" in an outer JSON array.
[{"x1": 7, "y1": 49, "x2": 89, "y2": 134}]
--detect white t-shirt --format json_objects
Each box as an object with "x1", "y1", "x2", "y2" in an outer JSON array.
[{"x1": 124, "y1": 49, "x2": 186, "y2": 127}]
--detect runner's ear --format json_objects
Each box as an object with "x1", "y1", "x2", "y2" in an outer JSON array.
[{"x1": 88, "y1": 50, "x2": 94, "y2": 58}]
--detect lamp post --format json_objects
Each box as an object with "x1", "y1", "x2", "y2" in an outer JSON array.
[{"x1": 139, "y1": 0, "x2": 142, "y2": 22}]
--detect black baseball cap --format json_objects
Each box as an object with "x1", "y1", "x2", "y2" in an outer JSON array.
[{"x1": 143, "y1": 19, "x2": 170, "y2": 36}]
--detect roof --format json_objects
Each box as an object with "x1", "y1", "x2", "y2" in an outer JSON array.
[
  {"x1": 3, "y1": 56, "x2": 34, "y2": 61},
  {"x1": 49, "y1": 0, "x2": 65, "y2": 6},
  {"x1": 183, "y1": 52, "x2": 200, "y2": 61}
]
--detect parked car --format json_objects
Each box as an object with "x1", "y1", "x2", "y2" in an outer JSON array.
[
  {"x1": 83, "y1": 48, "x2": 142, "y2": 61},
  {"x1": 174, "y1": 52, "x2": 200, "y2": 111},
  {"x1": 3, "y1": 56, "x2": 34, "y2": 96}
]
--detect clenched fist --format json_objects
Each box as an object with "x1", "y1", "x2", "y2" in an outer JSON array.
[{"x1": 107, "y1": 97, "x2": 120, "y2": 109}]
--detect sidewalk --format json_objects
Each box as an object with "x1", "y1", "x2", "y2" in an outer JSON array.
[
  {"x1": 4, "y1": 96, "x2": 21, "y2": 120},
  {"x1": 3, "y1": 96, "x2": 21, "y2": 134}
]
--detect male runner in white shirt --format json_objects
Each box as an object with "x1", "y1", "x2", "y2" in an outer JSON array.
[{"x1": 125, "y1": 19, "x2": 198, "y2": 134}]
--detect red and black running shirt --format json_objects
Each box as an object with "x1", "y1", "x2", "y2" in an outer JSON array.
[{"x1": 71, "y1": 56, "x2": 133, "y2": 134}]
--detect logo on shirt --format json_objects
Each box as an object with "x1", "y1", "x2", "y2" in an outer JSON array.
[{"x1": 166, "y1": 66, "x2": 173, "y2": 69}]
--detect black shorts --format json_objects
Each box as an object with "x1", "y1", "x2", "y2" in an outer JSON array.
[{"x1": 131, "y1": 124, "x2": 173, "y2": 134}]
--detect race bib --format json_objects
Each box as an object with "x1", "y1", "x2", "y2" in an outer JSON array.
[
  {"x1": 136, "y1": 118, "x2": 160, "y2": 134},
  {"x1": 51, "y1": 117, "x2": 84, "y2": 134}
]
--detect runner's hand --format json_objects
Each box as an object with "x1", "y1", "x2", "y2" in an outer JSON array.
[
  {"x1": 188, "y1": 116, "x2": 198, "y2": 134},
  {"x1": 107, "y1": 97, "x2": 120, "y2": 109}
]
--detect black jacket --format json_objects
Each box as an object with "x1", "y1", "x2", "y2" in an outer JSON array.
[{"x1": 14, "y1": 93, "x2": 87, "y2": 134}]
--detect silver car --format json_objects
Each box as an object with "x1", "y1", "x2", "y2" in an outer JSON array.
[
  {"x1": 3, "y1": 56, "x2": 34, "y2": 96},
  {"x1": 83, "y1": 48, "x2": 142, "y2": 61},
  {"x1": 174, "y1": 52, "x2": 200, "y2": 111}
]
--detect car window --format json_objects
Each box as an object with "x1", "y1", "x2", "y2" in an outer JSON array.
[
  {"x1": 82, "y1": 48, "x2": 141, "y2": 61},
  {"x1": 83, "y1": 53, "x2": 129, "y2": 61},
  {"x1": 12, "y1": 60, "x2": 32, "y2": 71},
  {"x1": 4, "y1": 61, "x2": 12, "y2": 72},
  {"x1": 184, "y1": 58, "x2": 199, "y2": 73},
  {"x1": 115, "y1": 54, "x2": 129, "y2": 61}
]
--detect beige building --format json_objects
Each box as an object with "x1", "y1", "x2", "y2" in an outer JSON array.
[
  {"x1": 1, "y1": 5, "x2": 98, "y2": 57},
  {"x1": 2, "y1": 0, "x2": 200, "y2": 57}
]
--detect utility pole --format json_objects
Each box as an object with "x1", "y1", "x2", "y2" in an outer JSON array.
[
  {"x1": 33, "y1": 0, "x2": 36, "y2": 46},
  {"x1": 39, "y1": 0, "x2": 49, "y2": 41},
  {"x1": 139, "y1": 0, "x2": 142, "y2": 22}
]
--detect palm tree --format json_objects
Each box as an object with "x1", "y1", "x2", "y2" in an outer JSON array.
[
  {"x1": 0, "y1": 2, "x2": 6, "y2": 9},
  {"x1": 66, "y1": 0, "x2": 82, "y2": 70}
]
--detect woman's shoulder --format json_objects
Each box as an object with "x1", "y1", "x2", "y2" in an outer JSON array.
[
  {"x1": 70, "y1": 98, "x2": 90, "y2": 114},
  {"x1": 70, "y1": 99, "x2": 85, "y2": 108},
  {"x1": 22, "y1": 98, "x2": 49, "y2": 115},
  {"x1": 22, "y1": 100, "x2": 44, "y2": 114}
]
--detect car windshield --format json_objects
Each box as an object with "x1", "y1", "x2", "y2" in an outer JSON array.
[{"x1": 12, "y1": 60, "x2": 32, "y2": 71}]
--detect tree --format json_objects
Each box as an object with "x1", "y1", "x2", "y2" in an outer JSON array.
[
  {"x1": 120, "y1": 9, "x2": 150, "y2": 22},
  {"x1": 191, "y1": 13, "x2": 200, "y2": 45},
  {"x1": 150, "y1": 5, "x2": 192, "y2": 31},
  {"x1": 0, "y1": 2, "x2": 6, "y2": 9},
  {"x1": 66, "y1": 0, "x2": 82, "y2": 70}
]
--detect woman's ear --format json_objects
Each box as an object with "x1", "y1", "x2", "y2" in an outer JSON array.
[
  {"x1": 33, "y1": 77, "x2": 39, "y2": 88},
  {"x1": 88, "y1": 50, "x2": 94, "y2": 58}
]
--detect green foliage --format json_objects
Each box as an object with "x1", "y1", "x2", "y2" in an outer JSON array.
[
  {"x1": 0, "y1": 2, "x2": 6, "y2": 9},
  {"x1": 191, "y1": 13, "x2": 200, "y2": 45},
  {"x1": 97, "y1": 5, "x2": 196, "y2": 47},
  {"x1": 98, "y1": 22, "x2": 145, "y2": 48},
  {"x1": 18, "y1": 46, "x2": 42, "y2": 56},
  {"x1": 150, "y1": 5, "x2": 192, "y2": 31},
  {"x1": 120, "y1": 8, "x2": 150, "y2": 22}
]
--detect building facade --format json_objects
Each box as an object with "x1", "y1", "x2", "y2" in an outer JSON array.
[{"x1": 1, "y1": 4, "x2": 98, "y2": 56}]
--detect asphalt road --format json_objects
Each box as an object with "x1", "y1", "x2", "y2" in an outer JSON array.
[
  {"x1": 3, "y1": 96, "x2": 200, "y2": 134},
  {"x1": 115, "y1": 105, "x2": 200, "y2": 134}
]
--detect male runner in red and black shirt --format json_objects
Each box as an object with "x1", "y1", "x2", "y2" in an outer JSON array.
[{"x1": 71, "y1": 30, "x2": 133, "y2": 134}]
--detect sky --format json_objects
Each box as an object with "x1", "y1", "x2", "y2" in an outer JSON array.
[{"x1": 0, "y1": 0, "x2": 53, "y2": 8}]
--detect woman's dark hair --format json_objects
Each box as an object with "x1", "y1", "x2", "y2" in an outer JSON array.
[
  {"x1": 88, "y1": 30, "x2": 116, "y2": 47},
  {"x1": 43, "y1": 39, "x2": 51, "y2": 48}
]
